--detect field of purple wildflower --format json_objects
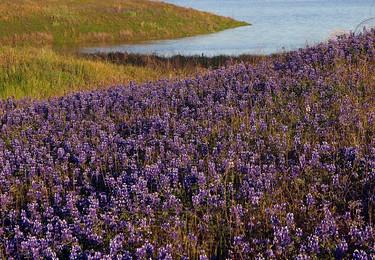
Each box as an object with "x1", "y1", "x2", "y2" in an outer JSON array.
[{"x1": 0, "y1": 30, "x2": 374, "y2": 259}]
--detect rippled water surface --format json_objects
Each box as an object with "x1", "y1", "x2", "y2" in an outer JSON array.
[{"x1": 83, "y1": 0, "x2": 375, "y2": 56}]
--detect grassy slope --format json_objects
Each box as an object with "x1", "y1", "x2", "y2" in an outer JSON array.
[
  {"x1": 0, "y1": 47, "x2": 198, "y2": 100},
  {"x1": 0, "y1": 0, "x2": 248, "y2": 100},
  {"x1": 0, "y1": 0, "x2": 248, "y2": 47}
]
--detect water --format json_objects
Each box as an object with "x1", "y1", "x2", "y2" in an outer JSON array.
[{"x1": 82, "y1": 0, "x2": 375, "y2": 56}]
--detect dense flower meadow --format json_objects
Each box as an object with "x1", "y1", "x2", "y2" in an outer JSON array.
[{"x1": 0, "y1": 30, "x2": 374, "y2": 259}]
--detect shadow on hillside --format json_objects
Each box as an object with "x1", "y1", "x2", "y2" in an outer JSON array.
[{"x1": 82, "y1": 52, "x2": 279, "y2": 72}]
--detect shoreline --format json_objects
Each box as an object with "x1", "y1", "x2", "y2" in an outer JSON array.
[{"x1": 0, "y1": 0, "x2": 248, "y2": 48}]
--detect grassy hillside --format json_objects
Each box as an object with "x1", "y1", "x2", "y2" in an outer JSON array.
[
  {"x1": 0, "y1": 47, "x2": 202, "y2": 99},
  {"x1": 0, "y1": 0, "x2": 249, "y2": 100},
  {"x1": 0, "y1": 31, "x2": 373, "y2": 259},
  {"x1": 0, "y1": 0, "x2": 248, "y2": 47}
]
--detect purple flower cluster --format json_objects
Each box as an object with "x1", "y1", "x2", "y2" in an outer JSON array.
[{"x1": 0, "y1": 30, "x2": 374, "y2": 259}]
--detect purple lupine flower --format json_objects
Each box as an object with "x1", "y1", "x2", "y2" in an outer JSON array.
[
  {"x1": 198, "y1": 254, "x2": 209, "y2": 260},
  {"x1": 274, "y1": 226, "x2": 291, "y2": 249},
  {"x1": 353, "y1": 249, "x2": 368, "y2": 260},
  {"x1": 57, "y1": 147, "x2": 65, "y2": 159},
  {"x1": 306, "y1": 193, "x2": 315, "y2": 207},
  {"x1": 307, "y1": 235, "x2": 320, "y2": 253},
  {"x1": 286, "y1": 213, "x2": 295, "y2": 228},
  {"x1": 334, "y1": 239, "x2": 348, "y2": 259},
  {"x1": 0, "y1": 29, "x2": 374, "y2": 259}
]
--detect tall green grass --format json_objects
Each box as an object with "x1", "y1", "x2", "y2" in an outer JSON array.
[
  {"x1": 0, "y1": 0, "x2": 248, "y2": 47},
  {"x1": 0, "y1": 47, "x2": 193, "y2": 99}
]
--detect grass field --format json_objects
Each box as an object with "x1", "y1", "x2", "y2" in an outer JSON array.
[
  {"x1": 0, "y1": 0, "x2": 248, "y2": 47},
  {"x1": 0, "y1": 47, "x2": 205, "y2": 99},
  {"x1": 0, "y1": 0, "x2": 248, "y2": 100}
]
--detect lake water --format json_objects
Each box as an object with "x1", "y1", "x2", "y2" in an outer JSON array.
[{"x1": 82, "y1": 0, "x2": 375, "y2": 56}]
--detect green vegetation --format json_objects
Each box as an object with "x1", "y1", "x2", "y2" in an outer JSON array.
[
  {"x1": 0, "y1": 47, "x2": 200, "y2": 99},
  {"x1": 0, "y1": 0, "x2": 248, "y2": 47},
  {"x1": 0, "y1": 0, "x2": 249, "y2": 100}
]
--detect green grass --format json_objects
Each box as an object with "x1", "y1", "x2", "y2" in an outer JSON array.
[
  {"x1": 0, "y1": 47, "x2": 194, "y2": 99},
  {"x1": 0, "y1": 0, "x2": 249, "y2": 100},
  {"x1": 0, "y1": 0, "x2": 248, "y2": 48}
]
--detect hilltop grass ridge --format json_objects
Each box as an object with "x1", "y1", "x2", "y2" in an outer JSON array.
[{"x1": 0, "y1": 0, "x2": 249, "y2": 47}]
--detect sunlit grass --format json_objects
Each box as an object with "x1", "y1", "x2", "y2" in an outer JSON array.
[
  {"x1": 0, "y1": 47, "x2": 194, "y2": 100},
  {"x1": 0, "y1": 0, "x2": 248, "y2": 47},
  {"x1": 0, "y1": 0, "x2": 249, "y2": 100}
]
